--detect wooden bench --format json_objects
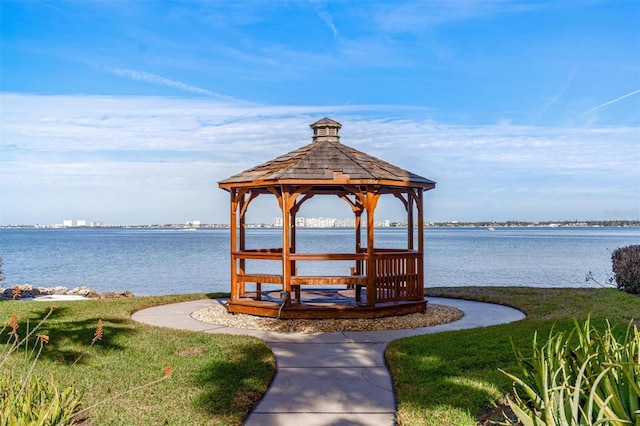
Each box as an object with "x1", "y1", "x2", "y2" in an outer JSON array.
[
  {"x1": 237, "y1": 274, "x2": 282, "y2": 300},
  {"x1": 290, "y1": 275, "x2": 367, "y2": 303},
  {"x1": 236, "y1": 273, "x2": 367, "y2": 303}
]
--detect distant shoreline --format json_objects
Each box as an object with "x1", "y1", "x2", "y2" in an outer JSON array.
[{"x1": 1, "y1": 220, "x2": 638, "y2": 230}]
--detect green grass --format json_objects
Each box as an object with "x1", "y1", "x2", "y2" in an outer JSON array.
[
  {"x1": 0, "y1": 293, "x2": 275, "y2": 425},
  {"x1": 386, "y1": 287, "x2": 640, "y2": 426},
  {"x1": 3, "y1": 287, "x2": 638, "y2": 425}
]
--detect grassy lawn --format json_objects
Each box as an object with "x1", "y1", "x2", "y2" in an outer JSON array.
[
  {"x1": 3, "y1": 287, "x2": 638, "y2": 425},
  {"x1": 0, "y1": 294, "x2": 275, "y2": 425},
  {"x1": 386, "y1": 287, "x2": 640, "y2": 425}
]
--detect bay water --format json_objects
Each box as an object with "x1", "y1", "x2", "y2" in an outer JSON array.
[{"x1": 0, "y1": 227, "x2": 637, "y2": 295}]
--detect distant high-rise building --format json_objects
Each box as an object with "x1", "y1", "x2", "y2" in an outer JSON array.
[
  {"x1": 63, "y1": 219, "x2": 73, "y2": 227},
  {"x1": 77, "y1": 220, "x2": 86, "y2": 227}
]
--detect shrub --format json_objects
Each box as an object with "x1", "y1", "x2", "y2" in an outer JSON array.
[
  {"x1": 500, "y1": 318, "x2": 640, "y2": 425},
  {"x1": 1, "y1": 306, "x2": 173, "y2": 425},
  {"x1": 0, "y1": 369, "x2": 83, "y2": 426},
  {"x1": 612, "y1": 245, "x2": 640, "y2": 295},
  {"x1": 1, "y1": 307, "x2": 83, "y2": 425}
]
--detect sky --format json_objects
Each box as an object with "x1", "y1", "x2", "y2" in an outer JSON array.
[{"x1": 1, "y1": 0, "x2": 639, "y2": 226}]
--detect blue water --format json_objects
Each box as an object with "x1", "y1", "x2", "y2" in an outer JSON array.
[{"x1": 0, "y1": 227, "x2": 638, "y2": 295}]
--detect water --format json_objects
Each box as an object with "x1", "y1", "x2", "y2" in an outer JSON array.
[{"x1": 0, "y1": 227, "x2": 637, "y2": 295}]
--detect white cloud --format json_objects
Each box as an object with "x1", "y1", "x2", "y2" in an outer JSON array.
[
  {"x1": 583, "y1": 88, "x2": 640, "y2": 114},
  {"x1": 1, "y1": 93, "x2": 638, "y2": 224},
  {"x1": 109, "y1": 68, "x2": 219, "y2": 97},
  {"x1": 371, "y1": 0, "x2": 542, "y2": 33},
  {"x1": 317, "y1": 9, "x2": 339, "y2": 38}
]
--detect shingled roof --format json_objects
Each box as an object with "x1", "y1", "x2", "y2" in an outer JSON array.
[{"x1": 218, "y1": 118, "x2": 435, "y2": 190}]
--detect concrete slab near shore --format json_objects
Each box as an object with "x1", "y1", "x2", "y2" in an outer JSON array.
[{"x1": 29, "y1": 295, "x2": 91, "y2": 301}]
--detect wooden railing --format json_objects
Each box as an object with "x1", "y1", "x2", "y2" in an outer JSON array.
[
  {"x1": 233, "y1": 248, "x2": 283, "y2": 260},
  {"x1": 373, "y1": 250, "x2": 422, "y2": 303},
  {"x1": 231, "y1": 248, "x2": 422, "y2": 305}
]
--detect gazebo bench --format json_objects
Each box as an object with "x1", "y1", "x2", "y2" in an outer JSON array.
[
  {"x1": 237, "y1": 274, "x2": 283, "y2": 301},
  {"x1": 290, "y1": 275, "x2": 367, "y2": 303},
  {"x1": 237, "y1": 273, "x2": 367, "y2": 303}
]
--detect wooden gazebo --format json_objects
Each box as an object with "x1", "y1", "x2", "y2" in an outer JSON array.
[{"x1": 218, "y1": 118, "x2": 436, "y2": 319}]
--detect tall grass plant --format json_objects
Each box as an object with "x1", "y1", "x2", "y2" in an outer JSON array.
[
  {"x1": 387, "y1": 287, "x2": 640, "y2": 425},
  {"x1": 501, "y1": 318, "x2": 639, "y2": 425},
  {"x1": 1, "y1": 294, "x2": 275, "y2": 425}
]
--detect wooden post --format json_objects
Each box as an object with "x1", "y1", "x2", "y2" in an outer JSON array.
[
  {"x1": 417, "y1": 189, "x2": 424, "y2": 298},
  {"x1": 346, "y1": 195, "x2": 363, "y2": 303},
  {"x1": 238, "y1": 193, "x2": 246, "y2": 297},
  {"x1": 281, "y1": 188, "x2": 292, "y2": 307},
  {"x1": 407, "y1": 191, "x2": 414, "y2": 250},
  {"x1": 355, "y1": 209, "x2": 362, "y2": 272},
  {"x1": 230, "y1": 189, "x2": 238, "y2": 302},
  {"x1": 364, "y1": 189, "x2": 380, "y2": 307},
  {"x1": 290, "y1": 205, "x2": 296, "y2": 285}
]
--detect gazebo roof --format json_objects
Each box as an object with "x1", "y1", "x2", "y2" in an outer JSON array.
[{"x1": 218, "y1": 118, "x2": 436, "y2": 190}]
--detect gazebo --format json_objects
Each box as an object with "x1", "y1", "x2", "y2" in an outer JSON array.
[{"x1": 218, "y1": 118, "x2": 436, "y2": 319}]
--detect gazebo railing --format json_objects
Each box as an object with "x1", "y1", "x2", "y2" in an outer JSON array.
[
  {"x1": 373, "y1": 250, "x2": 422, "y2": 302},
  {"x1": 232, "y1": 248, "x2": 422, "y2": 305}
]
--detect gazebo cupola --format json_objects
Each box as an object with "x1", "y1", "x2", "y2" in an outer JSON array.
[
  {"x1": 311, "y1": 117, "x2": 341, "y2": 142},
  {"x1": 218, "y1": 118, "x2": 436, "y2": 319}
]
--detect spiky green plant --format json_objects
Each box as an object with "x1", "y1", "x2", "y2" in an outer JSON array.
[
  {"x1": 1, "y1": 307, "x2": 83, "y2": 426},
  {"x1": 500, "y1": 318, "x2": 640, "y2": 426},
  {"x1": 0, "y1": 369, "x2": 82, "y2": 426},
  {"x1": 1, "y1": 304, "x2": 175, "y2": 425}
]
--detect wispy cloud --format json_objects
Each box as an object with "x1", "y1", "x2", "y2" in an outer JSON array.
[
  {"x1": 1, "y1": 93, "x2": 638, "y2": 224},
  {"x1": 583, "y1": 88, "x2": 640, "y2": 114},
  {"x1": 317, "y1": 10, "x2": 338, "y2": 38},
  {"x1": 372, "y1": 0, "x2": 542, "y2": 33},
  {"x1": 309, "y1": 0, "x2": 339, "y2": 37},
  {"x1": 109, "y1": 68, "x2": 217, "y2": 96}
]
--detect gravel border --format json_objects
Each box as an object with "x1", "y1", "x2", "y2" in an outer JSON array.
[{"x1": 191, "y1": 300, "x2": 464, "y2": 333}]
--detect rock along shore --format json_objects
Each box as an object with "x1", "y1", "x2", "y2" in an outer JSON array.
[{"x1": 0, "y1": 284, "x2": 134, "y2": 301}]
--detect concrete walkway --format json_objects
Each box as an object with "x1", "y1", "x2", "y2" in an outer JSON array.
[{"x1": 132, "y1": 298, "x2": 525, "y2": 425}]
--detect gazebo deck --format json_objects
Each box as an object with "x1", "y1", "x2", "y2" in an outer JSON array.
[{"x1": 229, "y1": 288, "x2": 427, "y2": 319}]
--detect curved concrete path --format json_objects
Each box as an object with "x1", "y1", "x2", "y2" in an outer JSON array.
[{"x1": 132, "y1": 298, "x2": 525, "y2": 426}]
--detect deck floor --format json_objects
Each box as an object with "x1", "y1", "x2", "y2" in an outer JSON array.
[
  {"x1": 230, "y1": 288, "x2": 427, "y2": 319},
  {"x1": 261, "y1": 288, "x2": 362, "y2": 305}
]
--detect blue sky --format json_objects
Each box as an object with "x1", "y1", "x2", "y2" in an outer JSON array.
[{"x1": 1, "y1": 0, "x2": 639, "y2": 225}]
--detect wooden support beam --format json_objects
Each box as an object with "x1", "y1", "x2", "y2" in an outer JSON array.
[
  {"x1": 239, "y1": 190, "x2": 259, "y2": 218},
  {"x1": 230, "y1": 189, "x2": 239, "y2": 302},
  {"x1": 407, "y1": 190, "x2": 414, "y2": 250},
  {"x1": 281, "y1": 188, "x2": 292, "y2": 306},
  {"x1": 361, "y1": 188, "x2": 381, "y2": 307},
  {"x1": 417, "y1": 188, "x2": 425, "y2": 297}
]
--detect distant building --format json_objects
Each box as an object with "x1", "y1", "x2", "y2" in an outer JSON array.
[
  {"x1": 76, "y1": 220, "x2": 86, "y2": 227},
  {"x1": 273, "y1": 216, "x2": 391, "y2": 228},
  {"x1": 305, "y1": 217, "x2": 336, "y2": 228},
  {"x1": 63, "y1": 220, "x2": 73, "y2": 227}
]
